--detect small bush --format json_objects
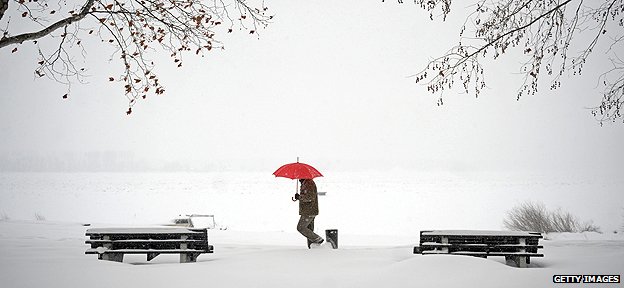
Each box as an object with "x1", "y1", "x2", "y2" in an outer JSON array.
[
  {"x1": 550, "y1": 208, "x2": 578, "y2": 233},
  {"x1": 0, "y1": 211, "x2": 9, "y2": 221},
  {"x1": 503, "y1": 201, "x2": 601, "y2": 233},
  {"x1": 35, "y1": 213, "x2": 46, "y2": 221},
  {"x1": 503, "y1": 201, "x2": 553, "y2": 233},
  {"x1": 578, "y1": 221, "x2": 601, "y2": 233}
]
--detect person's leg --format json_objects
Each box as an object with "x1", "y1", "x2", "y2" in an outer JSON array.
[
  {"x1": 297, "y1": 215, "x2": 322, "y2": 243},
  {"x1": 306, "y1": 217, "x2": 315, "y2": 248},
  {"x1": 308, "y1": 217, "x2": 314, "y2": 232}
]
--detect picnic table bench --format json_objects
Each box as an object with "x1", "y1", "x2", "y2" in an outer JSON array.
[
  {"x1": 413, "y1": 230, "x2": 544, "y2": 268},
  {"x1": 85, "y1": 227, "x2": 214, "y2": 263}
]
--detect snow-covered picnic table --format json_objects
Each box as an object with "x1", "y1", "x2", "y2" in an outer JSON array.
[
  {"x1": 414, "y1": 230, "x2": 544, "y2": 267},
  {"x1": 85, "y1": 227, "x2": 214, "y2": 263}
]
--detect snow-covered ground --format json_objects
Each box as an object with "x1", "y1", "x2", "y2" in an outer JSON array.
[
  {"x1": 1, "y1": 171, "x2": 623, "y2": 287},
  {"x1": 0, "y1": 220, "x2": 622, "y2": 288}
]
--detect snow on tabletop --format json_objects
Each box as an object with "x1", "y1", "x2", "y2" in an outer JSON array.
[
  {"x1": 86, "y1": 249, "x2": 207, "y2": 253},
  {"x1": 86, "y1": 227, "x2": 204, "y2": 234},
  {"x1": 421, "y1": 230, "x2": 541, "y2": 237}
]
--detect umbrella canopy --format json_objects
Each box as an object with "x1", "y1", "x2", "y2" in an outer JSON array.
[{"x1": 273, "y1": 162, "x2": 323, "y2": 180}]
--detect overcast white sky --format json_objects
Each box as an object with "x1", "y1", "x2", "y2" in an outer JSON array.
[{"x1": 1, "y1": 1, "x2": 623, "y2": 173}]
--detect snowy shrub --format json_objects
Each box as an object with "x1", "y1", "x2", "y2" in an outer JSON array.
[
  {"x1": 503, "y1": 201, "x2": 601, "y2": 233},
  {"x1": 0, "y1": 211, "x2": 9, "y2": 221},
  {"x1": 504, "y1": 201, "x2": 553, "y2": 233},
  {"x1": 578, "y1": 222, "x2": 601, "y2": 233},
  {"x1": 550, "y1": 208, "x2": 579, "y2": 232},
  {"x1": 35, "y1": 213, "x2": 46, "y2": 221}
]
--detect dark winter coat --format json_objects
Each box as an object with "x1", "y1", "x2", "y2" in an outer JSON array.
[{"x1": 299, "y1": 179, "x2": 319, "y2": 216}]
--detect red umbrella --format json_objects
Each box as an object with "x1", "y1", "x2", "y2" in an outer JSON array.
[
  {"x1": 273, "y1": 160, "x2": 323, "y2": 201},
  {"x1": 273, "y1": 162, "x2": 323, "y2": 180}
]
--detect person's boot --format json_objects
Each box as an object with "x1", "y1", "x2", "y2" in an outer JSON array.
[{"x1": 309, "y1": 237, "x2": 325, "y2": 248}]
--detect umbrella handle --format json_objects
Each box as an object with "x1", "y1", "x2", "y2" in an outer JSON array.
[{"x1": 292, "y1": 196, "x2": 298, "y2": 202}]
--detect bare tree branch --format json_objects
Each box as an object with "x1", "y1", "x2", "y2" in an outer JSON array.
[
  {"x1": 455, "y1": 0, "x2": 572, "y2": 72},
  {"x1": 412, "y1": 0, "x2": 624, "y2": 125},
  {"x1": 0, "y1": 0, "x2": 95, "y2": 48},
  {"x1": 1, "y1": 0, "x2": 272, "y2": 114}
]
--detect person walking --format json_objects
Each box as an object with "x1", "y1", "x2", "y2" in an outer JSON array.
[{"x1": 294, "y1": 178, "x2": 324, "y2": 248}]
